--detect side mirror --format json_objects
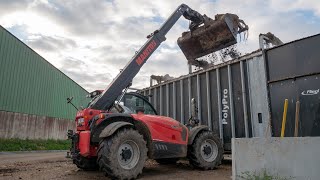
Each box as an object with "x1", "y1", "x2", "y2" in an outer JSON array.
[
  {"x1": 66, "y1": 96, "x2": 78, "y2": 110},
  {"x1": 67, "y1": 97, "x2": 74, "y2": 104}
]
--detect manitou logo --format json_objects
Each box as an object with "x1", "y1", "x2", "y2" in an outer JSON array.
[
  {"x1": 221, "y1": 89, "x2": 229, "y2": 125},
  {"x1": 301, "y1": 89, "x2": 319, "y2": 96},
  {"x1": 136, "y1": 40, "x2": 157, "y2": 66},
  {"x1": 76, "y1": 111, "x2": 84, "y2": 117}
]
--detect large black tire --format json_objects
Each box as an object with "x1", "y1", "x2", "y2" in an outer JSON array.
[
  {"x1": 97, "y1": 128, "x2": 148, "y2": 179},
  {"x1": 73, "y1": 155, "x2": 99, "y2": 171},
  {"x1": 156, "y1": 158, "x2": 179, "y2": 165},
  {"x1": 187, "y1": 131, "x2": 223, "y2": 170}
]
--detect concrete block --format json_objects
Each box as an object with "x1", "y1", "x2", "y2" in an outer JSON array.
[{"x1": 232, "y1": 137, "x2": 320, "y2": 180}]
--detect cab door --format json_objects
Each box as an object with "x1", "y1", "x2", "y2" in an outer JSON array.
[{"x1": 122, "y1": 92, "x2": 188, "y2": 159}]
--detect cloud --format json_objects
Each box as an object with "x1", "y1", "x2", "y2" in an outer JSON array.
[
  {"x1": 0, "y1": 0, "x2": 319, "y2": 92},
  {"x1": 60, "y1": 57, "x2": 113, "y2": 91},
  {"x1": 26, "y1": 35, "x2": 77, "y2": 51},
  {"x1": 270, "y1": 0, "x2": 320, "y2": 16},
  {"x1": 0, "y1": 0, "x2": 31, "y2": 14}
]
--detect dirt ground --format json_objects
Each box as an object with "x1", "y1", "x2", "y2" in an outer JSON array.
[{"x1": 0, "y1": 152, "x2": 231, "y2": 180}]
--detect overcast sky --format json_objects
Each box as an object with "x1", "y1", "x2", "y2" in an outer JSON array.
[{"x1": 0, "y1": 0, "x2": 319, "y2": 92}]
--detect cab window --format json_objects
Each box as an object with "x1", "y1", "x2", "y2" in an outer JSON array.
[{"x1": 122, "y1": 94, "x2": 156, "y2": 115}]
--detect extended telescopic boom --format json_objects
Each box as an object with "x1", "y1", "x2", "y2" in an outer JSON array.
[{"x1": 90, "y1": 4, "x2": 205, "y2": 110}]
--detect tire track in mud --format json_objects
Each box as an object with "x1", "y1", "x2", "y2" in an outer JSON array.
[{"x1": 0, "y1": 152, "x2": 231, "y2": 180}]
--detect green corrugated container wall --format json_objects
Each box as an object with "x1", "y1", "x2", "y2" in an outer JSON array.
[{"x1": 0, "y1": 26, "x2": 89, "y2": 120}]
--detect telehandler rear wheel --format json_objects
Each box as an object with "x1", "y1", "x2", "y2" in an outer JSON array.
[
  {"x1": 97, "y1": 128, "x2": 147, "y2": 179},
  {"x1": 187, "y1": 131, "x2": 223, "y2": 170}
]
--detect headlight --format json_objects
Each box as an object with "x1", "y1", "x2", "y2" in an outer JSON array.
[{"x1": 78, "y1": 118, "x2": 84, "y2": 126}]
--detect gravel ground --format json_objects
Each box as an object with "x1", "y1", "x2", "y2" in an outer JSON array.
[{"x1": 0, "y1": 152, "x2": 231, "y2": 180}]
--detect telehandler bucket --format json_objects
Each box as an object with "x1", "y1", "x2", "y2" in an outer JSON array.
[{"x1": 177, "y1": 13, "x2": 248, "y2": 61}]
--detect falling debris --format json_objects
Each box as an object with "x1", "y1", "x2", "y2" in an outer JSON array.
[
  {"x1": 219, "y1": 44, "x2": 242, "y2": 62},
  {"x1": 187, "y1": 44, "x2": 242, "y2": 71},
  {"x1": 188, "y1": 59, "x2": 210, "y2": 68}
]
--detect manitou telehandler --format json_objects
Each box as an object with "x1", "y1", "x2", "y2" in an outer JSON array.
[{"x1": 67, "y1": 4, "x2": 248, "y2": 179}]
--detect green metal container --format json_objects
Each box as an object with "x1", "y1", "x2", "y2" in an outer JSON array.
[{"x1": 0, "y1": 26, "x2": 89, "y2": 120}]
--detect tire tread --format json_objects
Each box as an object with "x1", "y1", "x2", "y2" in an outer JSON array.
[
  {"x1": 187, "y1": 131, "x2": 223, "y2": 170},
  {"x1": 97, "y1": 128, "x2": 147, "y2": 179}
]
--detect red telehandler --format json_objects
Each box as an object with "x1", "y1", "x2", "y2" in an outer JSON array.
[{"x1": 67, "y1": 4, "x2": 248, "y2": 179}]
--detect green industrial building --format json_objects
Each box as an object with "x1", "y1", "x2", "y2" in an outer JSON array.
[{"x1": 0, "y1": 25, "x2": 89, "y2": 139}]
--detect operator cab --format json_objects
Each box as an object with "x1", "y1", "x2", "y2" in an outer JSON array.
[{"x1": 87, "y1": 90, "x2": 157, "y2": 115}]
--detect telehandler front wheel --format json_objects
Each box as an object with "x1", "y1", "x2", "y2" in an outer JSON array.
[
  {"x1": 187, "y1": 131, "x2": 223, "y2": 170},
  {"x1": 97, "y1": 128, "x2": 147, "y2": 179}
]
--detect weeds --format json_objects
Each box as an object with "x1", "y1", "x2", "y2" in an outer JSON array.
[
  {"x1": 0, "y1": 138, "x2": 71, "y2": 151},
  {"x1": 238, "y1": 169, "x2": 294, "y2": 180}
]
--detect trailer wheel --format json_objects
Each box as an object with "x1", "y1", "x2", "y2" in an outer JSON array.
[
  {"x1": 187, "y1": 131, "x2": 223, "y2": 170},
  {"x1": 97, "y1": 128, "x2": 147, "y2": 179},
  {"x1": 156, "y1": 158, "x2": 179, "y2": 165},
  {"x1": 73, "y1": 155, "x2": 99, "y2": 171}
]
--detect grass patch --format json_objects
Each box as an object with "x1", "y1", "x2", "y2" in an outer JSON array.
[
  {"x1": 0, "y1": 139, "x2": 71, "y2": 151},
  {"x1": 238, "y1": 170, "x2": 294, "y2": 180}
]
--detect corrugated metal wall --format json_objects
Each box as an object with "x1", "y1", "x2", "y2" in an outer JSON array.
[
  {"x1": 266, "y1": 34, "x2": 320, "y2": 137},
  {"x1": 142, "y1": 51, "x2": 271, "y2": 150},
  {"x1": 0, "y1": 26, "x2": 88, "y2": 120}
]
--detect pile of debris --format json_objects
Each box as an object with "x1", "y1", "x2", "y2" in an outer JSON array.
[{"x1": 150, "y1": 74, "x2": 175, "y2": 86}]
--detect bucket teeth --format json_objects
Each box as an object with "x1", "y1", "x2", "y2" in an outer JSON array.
[{"x1": 177, "y1": 13, "x2": 248, "y2": 61}]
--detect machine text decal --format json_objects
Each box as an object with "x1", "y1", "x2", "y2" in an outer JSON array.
[
  {"x1": 136, "y1": 40, "x2": 157, "y2": 66},
  {"x1": 301, "y1": 89, "x2": 319, "y2": 96},
  {"x1": 222, "y1": 89, "x2": 229, "y2": 125}
]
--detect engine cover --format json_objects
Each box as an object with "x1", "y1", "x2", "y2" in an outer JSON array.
[{"x1": 132, "y1": 114, "x2": 188, "y2": 158}]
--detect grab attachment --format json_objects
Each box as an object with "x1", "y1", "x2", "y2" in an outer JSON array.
[{"x1": 177, "y1": 13, "x2": 249, "y2": 62}]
